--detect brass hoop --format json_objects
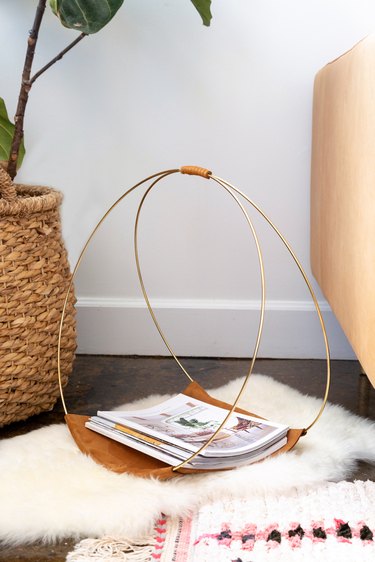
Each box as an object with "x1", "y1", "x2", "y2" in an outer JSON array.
[
  {"x1": 57, "y1": 166, "x2": 331, "y2": 471},
  {"x1": 133, "y1": 172, "x2": 266, "y2": 470},
  {"x1": 210, "y1": 175, "x2": 331, "y2": 431},
  {"x1": 57, "y1": 169, "x2": 179, "y2": 414}
]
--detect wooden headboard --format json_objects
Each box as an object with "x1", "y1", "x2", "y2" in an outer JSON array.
[{"x1": 311, "y1": 35, "x2": 375, "y2": 387}]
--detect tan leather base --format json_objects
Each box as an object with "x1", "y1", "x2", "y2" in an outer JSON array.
[{"x1": 66, "y1": 381, "x2": 305, "y2": 479}]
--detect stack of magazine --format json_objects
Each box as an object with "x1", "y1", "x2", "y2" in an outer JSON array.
[{"x1": 85, "y1": 393, "x2": 289, "y2": 470}]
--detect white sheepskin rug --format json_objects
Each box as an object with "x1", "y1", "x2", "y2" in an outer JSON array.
[{"x1": 1, "y1": 375, "x2": 374, "y2": 545}]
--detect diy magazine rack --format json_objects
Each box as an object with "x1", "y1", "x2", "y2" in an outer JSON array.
[{"x1": 57, "y1": 166, "x2": 331, "y2": 480}]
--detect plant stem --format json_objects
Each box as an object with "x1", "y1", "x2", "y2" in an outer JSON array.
[
  {"x1": 7, "y1": 0, "x2": 47, "y2": 180},
  {"x1": 7, "y1": 5, "x2": 87, "y2": 180},
  {"x1": 30, "y1": 32, "x2": 87, "y2": 85}
]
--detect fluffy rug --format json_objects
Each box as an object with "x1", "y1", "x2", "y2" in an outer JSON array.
[
  {"x1": 0, "y1": 375, "x2": 374, "y2": 545},
  {"x1": 67, "y1": 480, "x2": 375, "y2": 561}
]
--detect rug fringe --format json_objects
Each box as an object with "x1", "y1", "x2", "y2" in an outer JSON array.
[{"x1": 66, "y1": 535, "x2": 156, "y2": 561}]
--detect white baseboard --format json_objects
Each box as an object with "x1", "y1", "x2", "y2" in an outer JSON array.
[{"x1": 76, "y1": 297, "x2": 356, "y2": 359}]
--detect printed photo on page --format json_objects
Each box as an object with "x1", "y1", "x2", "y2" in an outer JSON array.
[{"x1": 98, "y1": 394, "x2": 288, "y2": 458}]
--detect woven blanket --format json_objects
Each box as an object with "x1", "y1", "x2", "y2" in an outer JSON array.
[{"x1": 67, "y1": 480, "x2": 375, "y2": 561}]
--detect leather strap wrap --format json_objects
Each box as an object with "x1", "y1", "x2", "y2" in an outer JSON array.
[{"x1": 180, "y1": 166, "x2": 212, "y2": 179}]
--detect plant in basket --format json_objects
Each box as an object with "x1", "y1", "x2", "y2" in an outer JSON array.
[{"x1": 0, "y1": 0, "x2": 212, "y2": 427}]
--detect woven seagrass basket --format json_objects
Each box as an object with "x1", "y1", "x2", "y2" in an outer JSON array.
[{"x1": 0, "y1": 167, "x2": 76, "y2": 426}]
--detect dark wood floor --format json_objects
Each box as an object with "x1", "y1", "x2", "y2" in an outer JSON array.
[{"x1": 0, "y1": 356, "x2": 374, "y2": 561}]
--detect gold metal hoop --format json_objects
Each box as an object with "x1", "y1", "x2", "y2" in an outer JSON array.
[
  {"x1": 57, "y1": 166, "x2": 331, "y2": 470},
  {"x1": 57, "y1": 169, "x2": 179, "y2": 414},
  {"x1": 133, "y1": 171, "x2": 266, "y2": 470},
  {"x1": 210, "y1": 174, "x2": 331, "y2": 431}
]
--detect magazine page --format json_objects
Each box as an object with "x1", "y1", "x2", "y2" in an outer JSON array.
[
  {"x1": 97, "y1": 394, "x2": 288, "y2": 458},
  {"x1": 88, "y1": 416, "x2": 192, "y2": 459},
  {"x1": 85, "y1": 420, "x2": 184, "y2": 466},
  {"x1": 85, "y1": 420, "x2": 288, "y2": 470},
  {"x1": 188, "y1": 437, "x2": 288, "y2": 468}
]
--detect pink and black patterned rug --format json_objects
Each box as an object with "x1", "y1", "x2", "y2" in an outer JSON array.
[{"x1": 67, "y1": 480, "x2": 375, "y2": 561}]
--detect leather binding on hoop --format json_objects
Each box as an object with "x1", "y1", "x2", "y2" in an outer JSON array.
[{"x1": 58, "y1": 166, "x2": 331, "y2": 480}]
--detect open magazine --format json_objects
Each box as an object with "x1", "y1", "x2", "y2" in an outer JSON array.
[{"x1": 85, "y1": 393, "x2": 289, "y2": 470}]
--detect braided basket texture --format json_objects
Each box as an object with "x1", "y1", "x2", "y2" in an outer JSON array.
[{"x1": 0, "y1": 167, "x2": 76, "y2": 426}]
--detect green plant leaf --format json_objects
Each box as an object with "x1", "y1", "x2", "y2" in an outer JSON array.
[
  {"x1": 190, "y1": 0, "x2": 212, "y2": 26},
  {"x1": 0, "y1": 98, "x2": 25, "y2": 170},
  {"x1": 50, "y1": 0, "x2": 124, "y2": 34}
]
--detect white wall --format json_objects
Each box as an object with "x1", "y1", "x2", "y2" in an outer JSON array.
[{"x1": 1, "y1": 0, "x2": 374, "y2": 358}]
